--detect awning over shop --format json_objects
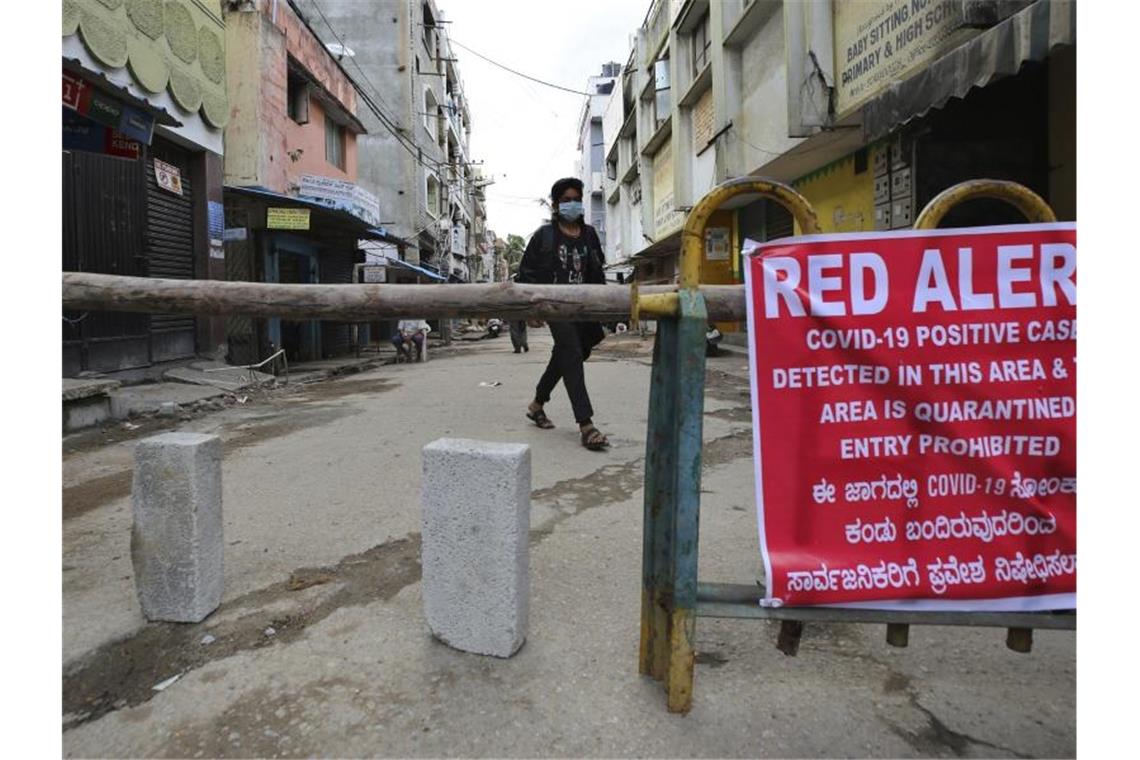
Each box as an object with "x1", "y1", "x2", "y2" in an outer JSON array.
[
  {"x1": 862, "y1": 0, "x2": 1075, "y2": 142},
  {"x1": 224, "y1": 185, "x2": 408, "y2": 246},
  {"x1": 629, "y1": 230, "x2": 683, "y2": 263},
  {"x1": 386, "y1": 257, "x2": 447, "y2": 282}
]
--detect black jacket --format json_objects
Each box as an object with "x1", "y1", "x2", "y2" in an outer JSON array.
[{"x1": 516, "y1": 223, "x2": 607, "y2": 285}]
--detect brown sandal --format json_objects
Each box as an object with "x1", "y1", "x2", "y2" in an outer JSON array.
[
  {"x1": 580, "y1": 425, "x2": 609, "y2": 451},
  {"x1": 527, "y1": 408, "x2": 555, "y2": 429}
]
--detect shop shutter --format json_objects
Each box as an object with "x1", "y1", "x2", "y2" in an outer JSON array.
[
  {"x1": 63, "y1": 149, "x2": 151, "y2": 373},
  {"x1": 144, "y1": 138, "x2": 197, "y2": 361},
  {"x1": 320, "y1": 251, "x2": 355, "y2": 357},
  {"x1": 764, "y1": 201, "x2": 794, "y2": 241}
]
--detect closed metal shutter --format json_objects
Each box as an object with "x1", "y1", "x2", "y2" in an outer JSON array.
[
  {"x1": 145, "y1": 138, "x2": 196, "y2": 361},
  {"x1": 63, "y1": 150, "x2": 151, "y2": 374},
  {"x1": 320, "y1": 251, "x2": 355, "y2": 357},
  {"x1": 764, "y1": 201, "x2": 794, "y2": 241}
]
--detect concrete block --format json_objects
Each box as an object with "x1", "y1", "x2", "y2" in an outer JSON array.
[
  {"x1": 131, "y1": 432, "x2": 224, "y2": 623},
  {"x1": 109, "y1": 383, "x2": 224, "y2": 419},
  {"x1": 421, "y1": 438, "x2": 530, "y2": 657}
]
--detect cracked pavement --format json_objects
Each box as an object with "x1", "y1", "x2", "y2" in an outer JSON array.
[{"x1": 62, "y1": 331, "x2": 1075, "y2": 757}]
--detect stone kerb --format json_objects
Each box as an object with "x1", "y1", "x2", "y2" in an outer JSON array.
[
  {"x1": 421, "y1": 438, "x2": 531, "y2": 657},
  {"x1": 131, "y1": 432, "x2": 224, "y2": 623}
]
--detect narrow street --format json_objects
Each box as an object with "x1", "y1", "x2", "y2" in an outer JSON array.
[{"x1": 62, "y1": 332, "x2": 1076, "y2": 758}]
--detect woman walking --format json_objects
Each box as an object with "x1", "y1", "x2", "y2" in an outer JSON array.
[{"x1": 516, "y1": 177, "x2": 610, "y2": 450}]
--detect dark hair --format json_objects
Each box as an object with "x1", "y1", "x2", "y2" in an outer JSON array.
[{"x1": 550, "y1": 177, "x2": 584, "y2": 203}]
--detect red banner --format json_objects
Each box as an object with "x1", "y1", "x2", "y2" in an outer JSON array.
[{"x1": 744, "y1": 224, "x2": 1076, "y2": 610}]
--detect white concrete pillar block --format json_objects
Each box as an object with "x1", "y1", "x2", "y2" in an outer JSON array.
[
  {"x1": 131, "y1": 432, "x2": 224, "y2": 623},
  {"x1": 421, "y1": 438, "x2": 530, "y2": 657}
]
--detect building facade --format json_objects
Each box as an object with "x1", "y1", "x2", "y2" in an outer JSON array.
[
  {"x1": 295, "y1": 0, "x2": 484, "y2": 284},
  {"x1": 222, "y1": 0, "x2": 392, "y2": 363},
  {"x1": 601, "y1": 0, "x2": 1075, "y2": 334},
  {"x1": 63, "y1": 0, "x2": 229, "y2": 376},
  {"x1": 575, "y1": 63, "x2": 622, "y2": 259}
]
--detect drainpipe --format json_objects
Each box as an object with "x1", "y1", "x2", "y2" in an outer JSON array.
[{"x1": 785, "y1": 0, "x2": 834, "y2": 135}]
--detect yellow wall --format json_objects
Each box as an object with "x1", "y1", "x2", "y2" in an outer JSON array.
[{"x1": 791, "y1": 146, "x2": 881, "y2": 235}]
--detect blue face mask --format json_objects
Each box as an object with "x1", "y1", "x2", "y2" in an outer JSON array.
[{"x1": 558, "y1": 200, "x2": 584, "y2": 221}]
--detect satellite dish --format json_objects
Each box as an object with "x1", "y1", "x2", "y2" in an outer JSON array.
[{"x1": 325, "y1": 42, "x2": 355, "y2": 58}]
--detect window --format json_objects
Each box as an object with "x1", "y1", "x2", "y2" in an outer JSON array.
[
  {"x1": 692, "y1": 11, "x2": 710, "y2": 77},
  {"x1": 653, "y1": 55, "x2": 671, "y2": 129},
  {"x1": 424, "y1": 88, "x2": 438, "y2": 141},
  {"x1": 287, "y1": 70, "x2": 309, "y2": 124},
  {"x1": 325, "y1": 115, "x2": 345, "y2": 170},
  {"x1": 422, "y1": 3, "x2": 435, "y2": 51},
  {"x1": 426, "y1": 174, "x2": 440, "y2": 217}
]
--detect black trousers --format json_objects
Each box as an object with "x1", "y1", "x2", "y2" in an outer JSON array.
[
  {"x1": 535, "y1": 321, "x2": 596, "y2": 424},
  {"x1": 509, "y1": 320, "x2": 528, "y2": 350}
]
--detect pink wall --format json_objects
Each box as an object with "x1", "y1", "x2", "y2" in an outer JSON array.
[
  {"x1": 281, "y1": 98, "x2": 358, "y2": 188},
  {"x1": 255, "y1": 0, "x2": 359, "y2": 193}
]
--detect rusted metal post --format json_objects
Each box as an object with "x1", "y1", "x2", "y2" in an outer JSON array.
[
  {"x1": 638, "y1": 177, "x2": 819, "y2": 713},
  {"x1": 777, "y1": 620, "x2": 805, "y2": 656},
  {"x1": 1006, "y1": 627, "x2": 1034, "y2": 653},
  {"x1": 917, "y1": 181, "x2": 1058, "y2": 657},
  {"x1": 886, "y1": 623, "x2": 910, "y2": 648}
]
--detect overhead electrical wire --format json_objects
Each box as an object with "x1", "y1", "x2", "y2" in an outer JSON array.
[{"x1": 447, "y1": 38, "x2": 592, "y2": 96}]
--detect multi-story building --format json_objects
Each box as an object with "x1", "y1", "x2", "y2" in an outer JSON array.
[
  {"x1": 63, "y1": 0, "x2": 229, "y2": 376},
  {"x1": 295, "y1": 0, "x2": 481, "y2": 283},
  {"x1": 604, "y1": 0, "x2": 1075, "y2": 335},
  {"x1": 575, "y1": 63, "x2": 622, "y2": 259},
  {"x1": 222, "y1": 0, "x2": 404, "y2": 362}
]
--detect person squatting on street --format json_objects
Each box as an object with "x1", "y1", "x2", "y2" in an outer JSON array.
[
  {"x1": 392, "y1": 318, "x2": 430, "y2": 362},
  {"x1": 516, "y1": 177, "x2": 610, "y2": 451}
]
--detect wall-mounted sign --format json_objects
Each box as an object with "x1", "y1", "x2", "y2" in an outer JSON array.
[
  {"x1": 223, "y1": 227, "x2": 248, "y2": 241},
  {"x1": 361, "y1": 265, "x2": 387, "y2": 283},
  {"x1": 154, "y1": 159, "x2": 183, "y2": 195},
  {"x1": 705, "y1": 227, "x2": 731, "y2": 261},
  {"x1": 267, "y1": 207, "x2": 310, "y2": 230}
]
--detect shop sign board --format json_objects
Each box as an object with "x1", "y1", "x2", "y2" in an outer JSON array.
[
  {"x1": 361, "y1": 265, "x2": 387, "y2": 283},
  {"x1": 64, "y1": 70, "x2": 154, "y2": 144},
  {"x1": 298, "y1": 174, "x2": 381, "y2": 226},
  {"x1": 652, "y1": 143, "x2": 684, "y2": 239},
  {"x1": 743, "y1": 224, "x2": 1076, "y2": 610},
  {"x1": 63, "y1": 108, "x2": 141, "y2": 159},
  {"x1": 267, "y1": 207, "x2": 311, "y2": 230},
  {"x1": 832, "y1": 0, "x2": 974, "y2": 117}
]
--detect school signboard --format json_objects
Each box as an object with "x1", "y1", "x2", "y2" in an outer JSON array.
[{"x1": 743, "y1": 224, "x2": 1076, "y2": 610}]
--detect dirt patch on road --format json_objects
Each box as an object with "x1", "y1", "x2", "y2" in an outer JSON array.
[
  {"x1": 63, "y1": 470, "x2": 134, "y2": 519},
  {"x1": 704, "y1": 367, "x2": 751, "y2": 404},
  {"x1": 62, "y1": 535, "x2": 422, "y2": 731},
  {"x1": 530, "y1": 458, "x2": 646, "y2": 544}
]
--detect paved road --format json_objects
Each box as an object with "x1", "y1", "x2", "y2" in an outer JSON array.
[{"x1": 62, "y1": 330, "x2": 1075, "y2": 757}]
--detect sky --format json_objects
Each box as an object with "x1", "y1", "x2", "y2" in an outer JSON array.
[{"x1": 439, "y1": 0, "x2": 650, "y2": 241}]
